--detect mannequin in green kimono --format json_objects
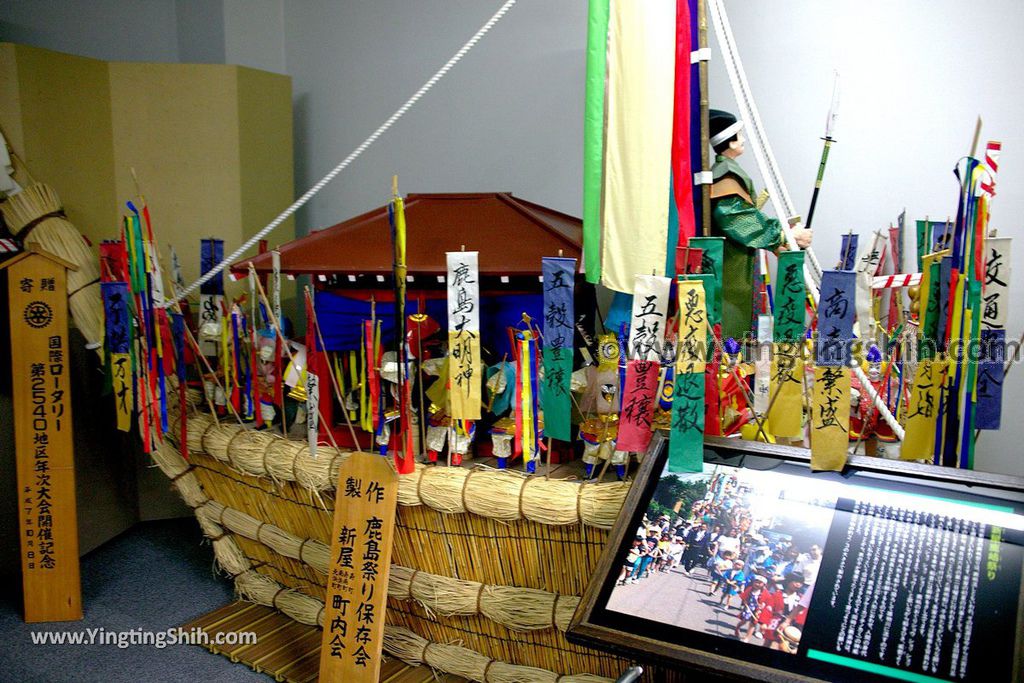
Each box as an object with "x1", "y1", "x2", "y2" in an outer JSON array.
[{"x1": 709, "y1": 109, "x2": 813, "y2": 341}]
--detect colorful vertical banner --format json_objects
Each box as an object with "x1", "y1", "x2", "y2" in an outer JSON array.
[
  {"x1": 975, "y1": 329, "x2": 1005, "y2": 430},
  {"x1": 170, "y1": 311, "x2": 188, "y2": 459},
  {"x1": 583, "y1": 0, "x2": 611, "y2": 284},
  {"x1": 670, "y1": 0, "x2": 695, "y2": 266},
  {"x1": 768, "y1": 250, "x2": 806, "y2": 437},
  {"x1": 853, "y1": 230, "x2": 886, "y2": 338},
  {"x1": 838, "y1": 233, "x2": 858, "y2": 271},
  {"x1": 816, "y1": 270, "x2": 856, "y2": 367},
  {"x1": 600, "y1": 0, "x2": 676, "y2": 292},
  {"x1": 306, "y1": 371, "x2": 319, "y2": 458},
  {"x1": 980, "y1": 237, "x2": 1010, "y2": 332},
  {"x1": 901, "y1": 359, "x2": 942, "y2": 460},
  {"x1": 687, "y1": 237, "x2": 723, "y2": 318},
  {"x1": 811, "y1": 365, "x2": 851, "y2": 471},
  {"x1": 915, "y1": 220, "x2": 932, "y2": 272},
  {"x1": 669, "y1": 280, "x2": 707, "y2": 473},
  {"x1": 514, "y1": 329, "x2": 541, "y2": 472},
  {"x1": 446, "y1": 251, "x2": 481, "y2": 419},
  {"x1": 627, "y1": 274, "x2": 671, "y2": 360},
  {"x1": 102, "y1": 282, "x2": 133, "y2": 432},
  {"x1": 199, "y1": 239, "x2": 224, "y2": 356},
  {"x1": 618, "y1": 273, "x2": 669, "y2": 451},
  {"x1": 753, "y1": 315, "x2": 772, "y2": 417},
  {"x1": 541, "y1": 257, "x2": 576, "y2": 441},
  {"x1": 812, "y1": 270, "x2": 855, "y2": 471},
  {"x1": 774, "y1": 251, "x2": 806, "y2": 341}
]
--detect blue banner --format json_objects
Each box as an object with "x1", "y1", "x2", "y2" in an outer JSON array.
[
  {"x1": 838, "y1": 233, "x2": 858, "y2": 271},
  {"x1": 976, "y1": 328, "x2": 1005, "y2": 430},
  {"x1": 200, "y1": 238, "x2": 224, "y2": 295},
  {"x1": 816, "y1": 270, "x2": 856, "y2": 367},
  {"x1": 102, "y1": 282, "x2": 131, "y2": 354}
]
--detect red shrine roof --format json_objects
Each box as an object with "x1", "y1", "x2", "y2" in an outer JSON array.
[{"x1": 233, "y1": 192, "x2": 582, "y2": 277}]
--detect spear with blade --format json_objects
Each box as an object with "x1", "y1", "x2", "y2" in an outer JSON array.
[{"x1": 805, "y1": 71, "x2": 840, "y2": 230}]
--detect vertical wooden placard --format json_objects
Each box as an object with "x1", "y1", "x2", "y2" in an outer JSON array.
[
  {"x1": 4, "y1": 250, "x2": 82, "y2": 622},
  {"x1": 319, "y1": 452, "x2": 398, "y2": 682}
]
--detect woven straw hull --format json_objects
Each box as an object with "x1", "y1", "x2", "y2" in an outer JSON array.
[{"x1": 189, "y1": 450, "x2": 626, "y2": 678}]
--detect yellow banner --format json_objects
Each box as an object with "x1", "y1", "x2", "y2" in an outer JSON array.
[
  {"x1": 675, "y1": 280, "x2": 707, "y2": 374},
  {"x1": 767, "y1": 342, "x2": 803, "y2": 437},
  {"x1": 902, "y1": 359, "x2": 942, "y2": 461},
  {"x1": 447, "y1": 333, "x2": 481, "y2": 419},
  {"x1": 811, "y1": 366, "x2": 850, "y2": 471},
  {"x1": 111, "y1": 352, "x2": 133, "y2": 432}
]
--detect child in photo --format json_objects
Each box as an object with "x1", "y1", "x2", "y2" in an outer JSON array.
[
  {"x1": 708, "y1": 550, "x2": 735, "y2": 596},
  {"x1": 735, "y1": 573, "x2": 769, "y2": 642},
  {"x1": 618, "y1": 537, "x2": 644, "y2": 585},
  {"x1": 718, "y1": 559, "x2": 747, "y2": 608}
]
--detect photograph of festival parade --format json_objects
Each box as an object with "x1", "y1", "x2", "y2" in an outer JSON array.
[{"x1": 607, "y1": 466, "x2": 836, "y2": 654}]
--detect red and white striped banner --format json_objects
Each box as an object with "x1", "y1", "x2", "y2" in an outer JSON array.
[
  {"x1": 0, "y1": 238, "x2": 19, "y2": 253},
  {"x1": 872, "y1": 272, "x2": 921, "y2": 289}
]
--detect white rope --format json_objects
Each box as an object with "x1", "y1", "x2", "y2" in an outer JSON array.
[
  {"x1": 708, "y1": 0, "x2": 903, "y2": 440},
  {"x1": 169, "y1": 0, "x2": 519, "y2": 304}
]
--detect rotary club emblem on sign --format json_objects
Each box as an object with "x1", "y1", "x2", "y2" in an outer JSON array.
[{"x1": 23, "y1": 301, "x2": 53, "y2": 329}]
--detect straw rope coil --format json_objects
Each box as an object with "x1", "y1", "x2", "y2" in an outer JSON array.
[
  {"x1": 194, "y1": 497, "x2": 580, "y2": 632},
  {"x1": 234, "y1": 570, "x2": 611, "y2": 683},
  {"x1": 180, "y1": 413, "x2": 628, "y2": 529},
  {"x1": 0, "y1": 183, "x2": 104, "y2": 350},
  {"x1": 148, "y1": 419, "x2": 614, "y2": 679}
]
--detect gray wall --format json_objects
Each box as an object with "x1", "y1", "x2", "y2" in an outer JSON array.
[{"x1": 1, "y1": 0, "x2": 1020, "y2": 486}]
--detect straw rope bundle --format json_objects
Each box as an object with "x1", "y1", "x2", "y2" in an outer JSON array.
[
  {"x1": 233, "y1": 570, "x2": 612, "y2": 683},
  {"x1": 193, "y1": 497, "x2": 581, "y2": 633},
  {"x1": 0, "y1": 183, "x2": 104, "y2": 349},
  {"x1": 178, "y1": 412, "x2": 629, "y2": 529},
  {"x1": 151, "y1": 433, "x2": 622, "y2": 678}
]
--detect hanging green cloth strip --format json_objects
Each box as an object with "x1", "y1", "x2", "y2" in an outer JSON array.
[{"x1": 583, "y1": 0, "x2": 610, "y2": 283}]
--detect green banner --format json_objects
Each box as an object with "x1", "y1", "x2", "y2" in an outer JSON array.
[
  {"x1": 773, "y1": 250, "x2": 806, "y2": 342},
  {"x1": 915, "y1": 219, "x2": 931, "y2": 272},
  {"x1": 687, "y1": 237, "x2": 723, "y2": 323},
  {"x1": 582, "y1": 0, "x2": 610, "y2": 284},
  {"x1": 541, "y1": 347, "x2": 574, "y2": 441},
  {"x1": 668, "y1": 372, "x2": 704, "y2": 473},
  {"x1": 689, "y1": 273, "x2": 720, "y2": 328}
]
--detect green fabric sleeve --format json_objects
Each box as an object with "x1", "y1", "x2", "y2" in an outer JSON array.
[{"x1": 712, "y1": 196, "x2": 784, "y2": 251}]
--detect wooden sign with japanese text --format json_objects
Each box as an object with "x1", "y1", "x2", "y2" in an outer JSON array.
[
  {"x1": 3, "y1": 248, "x2": 82, "y2": 622},
  {"x1": 319, "y1": 452, "x2": 397, "y2": 682}
]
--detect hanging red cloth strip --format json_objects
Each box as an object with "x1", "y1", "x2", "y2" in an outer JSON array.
[{"x1": 672, "y1": 0, "x2": 696, "y2": 269}]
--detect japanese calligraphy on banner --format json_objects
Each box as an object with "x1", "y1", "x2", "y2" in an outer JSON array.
[
  {"x1": 901, "y1": 359, "x2": 942, "y2": 460},
  {"x1": 816, "y1": 270, "x2": 856, "y2": 367},
  {"x1": 687, "y1": 237, "x2": 724, "y2": 319},
  {"x1": 3, "y1": 249, "x2": 82, "y2": 622},
  {"x1": 541, "y1": 257, "x2": 576, "y2": 441},
  {"x1": 981, "y1": 237, "x2": 1010, "y2": 330},
  {"x1": 102, "y1": 282, "x2": 133, "y2": 432},
  {"x1": 853, "y1": 230, "x2": 886, "y2": 337},
  {"x1": 446, "y1": 251, "x2": 481, "y2": 419},
  {"x1": 975, "y1": 329, "x2": 1005, "y2": 430},
  {"x1": 627, "y1": 274, "x2": 670, "y2": 360},
  {"x1": 669, "y1": 280, "x2": 707, "y2": 473},
  {"x1": 618, "y1": 359, "x2": 660, "y2": 452},
  {"x1": 773, "y1": 251, "x2": 806, "y2": 342},
  {"x1": 768, "y1": 341, "x2": 803, "y2": 437},
  {"x1": 319, "y1": 453, "x2": 397, "y2": 682},
  {"x1": 199, "y1": 238, "x2": 224, "y2": 356},
  {"x1": 306, "y1": 371, "x2": 319, "y2": 459},
  {"x1": 811, "y1": 365, "x2": 850, "y2": 472},
  {"x1": 753, "y1": 315, "x2": 772, "y2": 417}
]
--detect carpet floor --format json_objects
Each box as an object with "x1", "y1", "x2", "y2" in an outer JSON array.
[{"x1": 0, "y1": 518, "x2": 266, "y2": 682}]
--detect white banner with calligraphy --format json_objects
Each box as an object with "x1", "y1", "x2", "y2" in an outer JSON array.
[
  {"x1": 446, "y1": 251, "x2": 481, "y2": 419},
  {"x1": 627, "y1": 274, "x2": 671, "y2": 361},
  {"x1": 981, "y1": 237, "x2": 1010, "y2": 330},
  {"x1": 854, "y1": 229, "x2": 887, "y2": 339}
]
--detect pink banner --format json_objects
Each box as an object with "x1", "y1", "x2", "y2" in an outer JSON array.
[{"x1": 617, "y1": 359, "x2": 661, "y2": 452}]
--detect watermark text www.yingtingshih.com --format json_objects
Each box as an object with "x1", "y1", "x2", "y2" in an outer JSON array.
[{"x1": 30, "y1": 626, "x2": 258, "y2": 649}]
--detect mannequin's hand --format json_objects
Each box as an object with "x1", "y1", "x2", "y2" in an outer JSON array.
[{"x1": 792, "y1": 227, "x2": 813, "y2": 249}]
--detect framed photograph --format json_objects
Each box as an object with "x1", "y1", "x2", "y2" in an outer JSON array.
[{"x1": 568, "y1": 434, "x2": 1024, "y2": 683}]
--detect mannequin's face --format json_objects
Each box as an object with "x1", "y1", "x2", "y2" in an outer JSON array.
[{"x1": 723, "y1": 132, "x2": 745, "y2": 159}]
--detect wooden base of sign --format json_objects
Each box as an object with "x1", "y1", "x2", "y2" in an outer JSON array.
[{"x1": 2, "y1": 246, "x2": 82, "y2": 622}]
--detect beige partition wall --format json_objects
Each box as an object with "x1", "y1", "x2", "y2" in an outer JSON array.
[{"x1": 0, "y1": 43, "x2": 295, "y2": 555}]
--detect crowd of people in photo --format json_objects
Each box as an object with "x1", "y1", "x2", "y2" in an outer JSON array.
[{"x1": 617, "y1": 473, "x2": 824, "y2": 652}]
